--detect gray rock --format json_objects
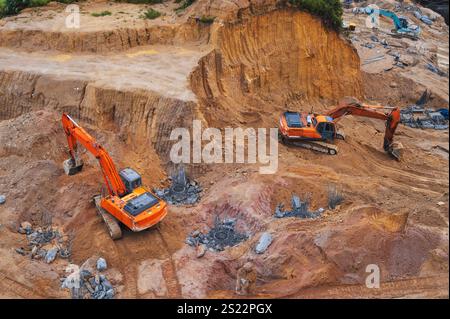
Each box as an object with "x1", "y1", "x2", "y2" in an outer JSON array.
[
  {"x1": 59, "y1": 248, "x2": 71, "y2": 259},
  {"x1": 95, "y1": 291, "x2": 106, "y2": 299},
  {"x1": 85, "y1": 282, "x2": 94, "y2": 294},
  {"x1": 94, "y1": 275, "x2": 101, "y2": 285},
  {"x1": 31, "y1": 245, "x2": 38, "y2": 257},
  {"x1": 291, "y1": 195, "x2": 301, "y2": 210},
  {"x1": 185, "y1": 237, "x2": 194, "y2": 246},
  {"x1": 88, "y1": 277, "x2": 96, "y2": 288},
  {"x1": 223, "y1": 218, "x2": 236, "y2": 226},
  {"x1": 102, "y1": 278, "x2": 113, "y2": 291},
  {"x1": 96, "y1": 257, "x2": 107, "y2": 271},
  {"x1": 15, "y1": 248, "x2": 27, "y2": 256},
  {"x1": 0, "y1": 195, "x2": 5, "y2": 205},
  {"x1": 191, "y1": 230, "x2": 201, "y2": 237},
  {"x1": 105, "y1": 289, "x2": 115, "y2": 299},
  {"x1": 45, "y1": 247, "x2": 59, "y2": 264},
  {"x1": 37, "y1": 249, "x2": 47, "y2": 259},
  {"x1": 80, "y1": 269, "x2": 92, "y2": 280},
  {"x1": 19, "y1": 221, "x2": 32, "y2": 235},
  {"x1": 255, "y1": 232, "x2": 273, "y2": 254},
  {"x1": 196, "y1": 244, "x2": 206, "y2": 258}
]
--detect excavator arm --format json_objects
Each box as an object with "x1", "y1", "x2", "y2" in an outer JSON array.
[
  {"x1": 366, "y1": 8, "x2": 420, "y2": 37},
  {"x1": 62, "y1": 114, "x2": 127, "y2": 197},
  {"x1": 325, "y1": 103, "x2": 402, "y2": 159}
]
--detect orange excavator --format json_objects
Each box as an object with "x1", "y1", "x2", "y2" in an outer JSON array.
[
  {"x1": 62, "y1": 114, "x2": 168, "y2": 239},
  {"x1": 278, "y1": 98, "x2": 402, "y2": 159}
]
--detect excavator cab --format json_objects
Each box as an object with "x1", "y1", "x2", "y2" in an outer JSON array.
[
  {"x1": 398, "y1": 16, "x2": 409, "y2": 29},
  {"x1": 119, "y1": 168, "x2": 142, "y2": 194},
  {"x1": 315, "y1": 118, "x2": 336, "y2": 142}
]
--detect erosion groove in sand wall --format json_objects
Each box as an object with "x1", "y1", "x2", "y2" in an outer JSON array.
[
  {"x1": 79, "y1": 84, "x2": 196, "y2": 160},
  {"x1": 0, "y1": 70, "x2": 196, "y2": 161},
  {"x1": 0, "y1": 23, "x2": 208, "y2": 53},
  {"x1": 191, "y1": 10, "x2": 363, "y2": 126},
  {"x1": 0, "y1": 70, "x2": 88, "y2": 119}
]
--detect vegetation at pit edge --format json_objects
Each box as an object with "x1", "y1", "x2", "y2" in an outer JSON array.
[
  {"x1": 289, "y1": 0, "x2": 343, "y2": 31},
  {"x1": 0, "y1": 0, "x2": 77, "y2": 18},
  {"x1": 175, "y1": 0, "x2": 195, "y2": 13},
  {"x1": 141, "y1": 7, "x2": 161, "y2": 19},
  {"x1": 91, "y1": 10, "x2": 112, "y2": 17},
  {"x1": 198, "y1": 15, "x2": 215, "y2": 24}
]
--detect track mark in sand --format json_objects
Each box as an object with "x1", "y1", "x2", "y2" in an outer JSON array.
[
  {"x1": 157, "y1": 227, "x2": 183, "y2": 298},
  {"x1": 113, "y1": 226, "x2": 182, "y2": 298},
  {"x1": 285, "y1": 274, "x2": 449, "y2": 299},
  {"x1": 353, "y1": 142, "x2": 448, "y2": 191},
  {"x1": 114, "y1": 240, "x2": 139, "y2": 298},
  {"x1": 0, "y1": 272, "x2": 44, "y2": 298}
]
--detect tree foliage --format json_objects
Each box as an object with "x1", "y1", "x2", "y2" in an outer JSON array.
[{"x1": 289, "y1": 0, "x2": 343, "y2": 31}]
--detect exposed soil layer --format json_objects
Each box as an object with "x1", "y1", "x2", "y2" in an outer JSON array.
[
  {"x1": 191, "y1": 9, "x2": 363, "y2": 128},
  {"x1": 0, "y1": 1, "x2": 210, "y2": 53},
  {"x1": 0, "y1": 0, "x2": 448, "y2": 299}
]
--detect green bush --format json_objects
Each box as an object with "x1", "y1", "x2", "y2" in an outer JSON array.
[
  {"x1": 175, "y1": 0, "x2": 195, "y2": 13},
  {"x1": 1, "y1": 0, "x2": 30, "y2": 16},
  {"x1": 289, "y1": 0, "x2": 343, "y2": 31},
  {"x1": 29, "y1": 0, "x2": 50, "y2": 7},
  {"x1": 91, "y1": 10, "x2": 112, "y2": 17},
  {"x1": 0, "y1": 0, "x2": 6, "y2": 16},
  {"x1": 198, "y1": 15, "x2": 215, "y2": 24},
  {"x1": 141, "y1": 8, "x2": 161, "y2": 19},
  {"x1": 0, "y1": 0, "x2": 71, "y2": 17}
]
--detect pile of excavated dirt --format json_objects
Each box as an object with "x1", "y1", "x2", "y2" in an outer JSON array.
[{"x1": 0, "y1": 0, "x2": 448, "y2": 298}]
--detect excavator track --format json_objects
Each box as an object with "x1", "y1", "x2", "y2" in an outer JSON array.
[
  {"x1": 282, "y1": 137, "x2": 338, "y2": 155},
  {"x1": 0, "y1": 271, "x2": 45, "y2": 298},
  {"x1": 93, "y1": 195, "x2": 122, "y2": 240}
]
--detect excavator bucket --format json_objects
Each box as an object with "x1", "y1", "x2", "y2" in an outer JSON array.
[
  {"x1": 388, "y1": 142, "x2": 404, "y2": 161},
  {"x1": 63, "y1": 158, "x2": 84, "y2": 175}
]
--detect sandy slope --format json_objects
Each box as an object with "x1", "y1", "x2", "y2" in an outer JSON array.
[{"x1": 0, "y1": 0, "x2": 448, "y2": 298}]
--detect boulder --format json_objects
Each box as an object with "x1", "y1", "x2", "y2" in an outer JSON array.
[
  {"x1": 96, "y1": 257, "x2": 107, "y2": 272},
  {"x1": 255, "y1": 232, "x2": 273, "y2": 254},
  {"x1": 105, "y1": 289, "x2": 115, "y2": 299},
  {"x1": 102, "y1": 278, "x2": 113, "y2": 291},
  {"x1": 45, "y1": 247, "x2": 59, "y2": 264},
  {"x1": 390, "y1": 82, "x2": 398, "y2": 88},
  {"x1": 196, "y1": 244, "x2": 206, "y2": 258},
  {"x1": 20, "y1": 221, "x2": 33, "y2": 234}
]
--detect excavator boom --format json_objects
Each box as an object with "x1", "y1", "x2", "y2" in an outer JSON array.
[
  {"x1": 62, "y1": 114, "x2": 127, "y2": 197},
  {"x1": 325, "y1": 103, "x2": 402, "y2": 158}
]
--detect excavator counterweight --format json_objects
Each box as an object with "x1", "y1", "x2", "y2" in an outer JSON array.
[{"x1": 61, "y1": 114, "x2": 168, "y2": 239}]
